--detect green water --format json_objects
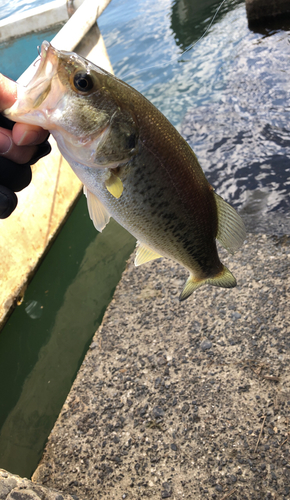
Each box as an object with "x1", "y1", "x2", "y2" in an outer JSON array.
[
  {"x1": 0, "y1": 17, "x2": 133, "y2": 479},
  {"x1": 0, "y1": 27, "x2": 62, "y2": 81},
  {"x1": 0, "y1": 195, "x2": 135, "y2": 476}
]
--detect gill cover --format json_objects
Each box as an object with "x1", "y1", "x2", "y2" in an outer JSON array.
[{"x1": 5, "y1": 41, "x2": 139, "y2": 168}]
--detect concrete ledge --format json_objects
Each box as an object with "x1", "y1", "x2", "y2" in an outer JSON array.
[
  {"x1": 0, "y1": 140, "x2": 82, "y2": 328},
  {"x1": 246, "y1": 0, "x2": 290, "y2": 22},
  {"x1": 0, "y1": 0, "x2": 68, "y2": 42},
  {"x1": 0, "y1": 22, "x2": 113, "y2": 329},
  {"x1": 31, "y1": 232, "x2": 290, "y2": 499},
  {"x1": 0, "y1": 0, "x2": 86, "y2": 43},
  {"x1": 0, "y1": 468, "x2": 77, "y2": 500}
]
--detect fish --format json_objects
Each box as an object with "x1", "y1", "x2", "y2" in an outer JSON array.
[{"x1": 5, "y1": 41, "x2": 246, "y2": 301}]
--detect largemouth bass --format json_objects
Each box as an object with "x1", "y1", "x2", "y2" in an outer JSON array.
[{"x1": 5, "y1": 41, "x2": 246, "y2": 301}]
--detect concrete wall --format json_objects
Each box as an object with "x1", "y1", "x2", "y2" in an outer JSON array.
[
  {"x1": 0, "y1": 0, "x2": 85, "y2": 42},
  {"x1": 246, "y1": 0, "x2": 290, "y2": 22}
]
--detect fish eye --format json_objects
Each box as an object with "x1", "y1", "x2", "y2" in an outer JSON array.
[
  {"x1": 73, "y1": 72, "x2": 94, "y2": 93},
  {"x1": 126, "y1": 133, "x2": 136, "y2": 150}
]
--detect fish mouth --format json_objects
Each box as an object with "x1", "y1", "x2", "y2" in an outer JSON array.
[{"x1": 4, "y1": 41, "x2": 60, "y2": 127}]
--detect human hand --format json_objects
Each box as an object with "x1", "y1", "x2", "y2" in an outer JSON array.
[{"x1": 0, "y1": 73, "x2": 51, "y2": 218}]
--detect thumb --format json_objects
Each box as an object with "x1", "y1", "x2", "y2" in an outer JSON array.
[{"x1": 0, "y1": 73, "x2": 17, "y2": 112}]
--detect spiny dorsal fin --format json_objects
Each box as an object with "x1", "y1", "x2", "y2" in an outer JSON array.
[
  {"x1": 84, "y1": 186, "x2": 110, "y2": 232},
  {"x1": 179, "y1": 265, "x2": 236, "y2": 301},
  {"x1": 134, "y1": 242, "x2": 163, "y2": 267},
  {"x1": 105, "y1": 172, "x2": 123, "y2": 198},
  {"x1": 214, "y1": 193, "x2": 246, "y2": 254}
]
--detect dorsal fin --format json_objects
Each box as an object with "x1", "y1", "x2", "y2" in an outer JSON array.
[
  {"x1": 84, "y1": 186, "x2": 111, "y2": 232},
  {"x1": 214, "y1": 193, "x2": 246, "y2": 254},
  {"x1": 134, "y1": 242, "x2": 163, "y2": 266}
]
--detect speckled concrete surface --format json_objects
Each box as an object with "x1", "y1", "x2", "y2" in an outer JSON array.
[
  {"x1": 0, "y1": 468, "x2": 76, "y2": 500},
  {"x1": 28, "y1": 231, "x2": 290, "y2": 500}
]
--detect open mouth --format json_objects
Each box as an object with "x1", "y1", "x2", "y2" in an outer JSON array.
[
  {"x1": 25, "y1": 41, "x2": 60, "y2": 110},
  {"x1": 4, "y1": 41, "x2": 60, "y2": 125},
  {"x1": 27, "y1": 41, "x2": 58, "y2": 91}
]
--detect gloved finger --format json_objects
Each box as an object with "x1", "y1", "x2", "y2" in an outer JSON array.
[
  {"x1": 0, "y1": 185, "x2": 17, "y2": 219},
  {"x1": 0, "y1": 113, "x2": 14, "y2": 131},
  {"x1": 0, "y1": 156, "x2": 32, "y2": 192},
  {"x1": 29, "y1": 139, "x2": 51, "y2": 164}
]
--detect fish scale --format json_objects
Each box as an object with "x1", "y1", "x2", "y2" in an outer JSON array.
[
  {"x1": 5, "y1": 41, "x2": 246, "y2": 300},
  {"x1": 63, "y1": 128, "x2": 227, "y2": 281}
]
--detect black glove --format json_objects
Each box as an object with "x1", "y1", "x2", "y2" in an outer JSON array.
[{"x1": 0, "y1": 113, "x2": 51, "y2": 219}]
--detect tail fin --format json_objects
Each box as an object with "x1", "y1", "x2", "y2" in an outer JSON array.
[{"x1": 179, "y1": 265, "x2": 236, "y2": 301}]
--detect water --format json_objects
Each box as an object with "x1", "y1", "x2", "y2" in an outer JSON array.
[
  {"x1": 0, "y1": 0, "x2": 290, "y2": 479},
  {"x1": 0, "y1": 27, "x2": 63, "y2": 80},
  {"x1": 0, "y1": 197, "x2": 135, "y2": 476},
  {"x1": 180, "y1": 15, "x2": 290, "y2": 233},
  {"x1": 98, "y1": 0, "x2": 290, "y2": 232}
]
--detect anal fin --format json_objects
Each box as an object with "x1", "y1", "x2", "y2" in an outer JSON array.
[
  {"x1": 135, "y1": 242, "x2": 163, "y2": 267},
  {"x1": 84, "y1": 186, "x2": 110, "y2": 232},
  {"x1": 179, "y1": 265, "x2": 237, "y2": 301}
]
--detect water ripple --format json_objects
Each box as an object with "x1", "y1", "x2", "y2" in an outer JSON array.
[{"x1": 181, "y1": 18, "x2": 290, "y2": 233}]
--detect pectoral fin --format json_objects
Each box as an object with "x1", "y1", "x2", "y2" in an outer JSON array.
[
  {"x1": 214, "y1": 193, "x2": 246, "y2": 254},
  {"x1": 135, "y1": 242, "x2": 163, "y2": 266},
  {"x1": 179, "y1": 265, "x2": 236, "y2": 301},
  {"x1": 84, "y1": 186, "x2": 110, "y2": 232},
  {"x1": 105, "y1": 172, "x2": 123, "y2": 198}
]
